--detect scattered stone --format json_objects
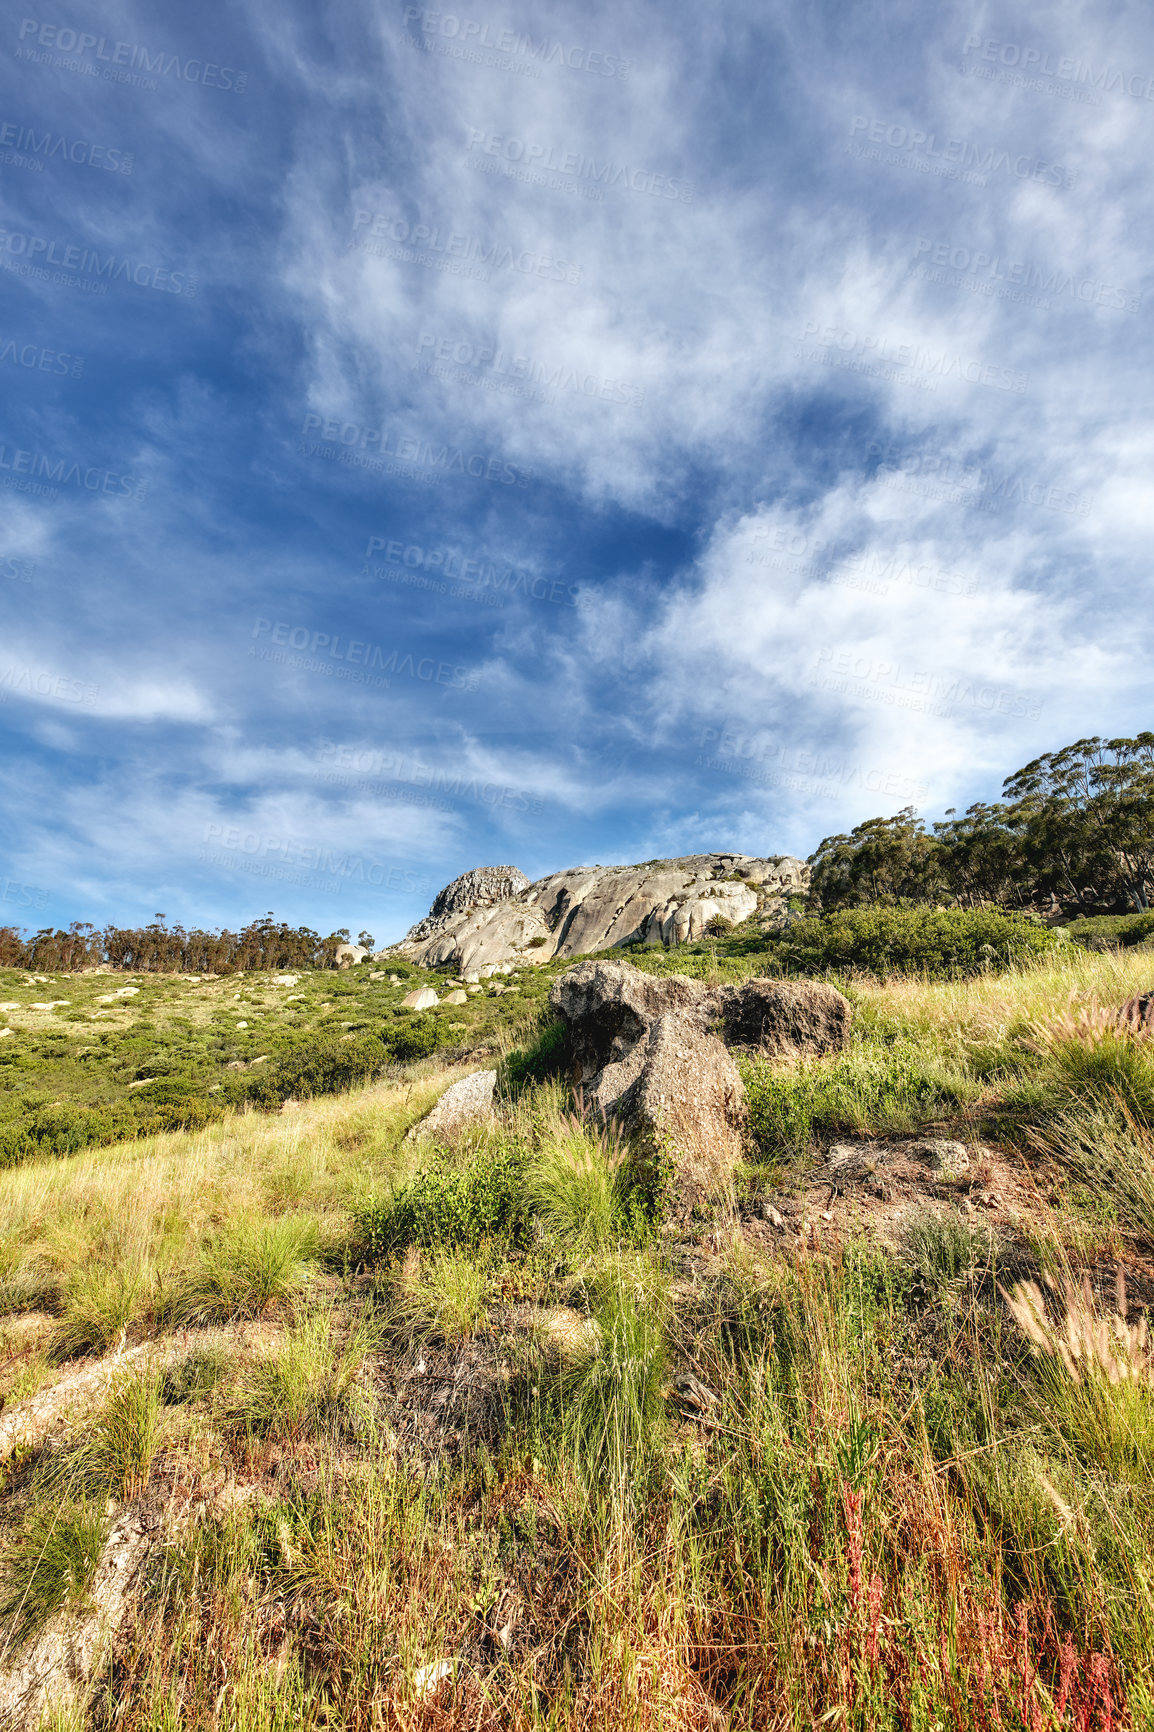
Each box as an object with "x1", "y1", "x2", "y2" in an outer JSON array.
[
  {"x1": 127, "y1": 1078, "x2": 156, "y2": 1089},
  {"x1": 334, "y1": 944, "x2": 369, "y2": 967},
  {"x1": 548, "y1": 959, "x2": 708, "y2": 1115},
  {"x1": 763, "y1": 1204, "x2": 787, "y2": 1231},
  {"x1": 408, "y1": 1070, "x2": 498, "y2": 1141},
  {"x1": 443, "y1": 989, "x2": 469, "y2": 1005},
  {"x1": 273, "y1": 974, "x2": 299, "y2": 986},
  {"x1": 369, "y1": 970, "x2": 387, "y2": 980},
  {"x1": 401, "y1": 988, "x2": 439, "y2": 1011}
]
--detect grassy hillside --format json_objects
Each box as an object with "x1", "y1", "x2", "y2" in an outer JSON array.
[
  {"x1": 0, "y1": 943, "x2": 1152, "y2": 1726},
  {"x1": 0, "y1": 955, "x2": 561, "y2": 1165}
]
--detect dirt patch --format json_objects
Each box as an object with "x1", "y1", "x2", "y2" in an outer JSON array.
[{"x1": 742, "y1": 1136, "x2": 1038, "y2": 1255}]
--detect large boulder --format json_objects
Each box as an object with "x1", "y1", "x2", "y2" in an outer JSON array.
[
  {"x1": 706, "y1": 978, "x2": 852, "y2": 1057},
  {"x1": 408, "y1": 1070, "x2": 497, "y2": 1141},
  {"x1": 385, "y1": 853, "x2": 809, "y2": 974},
  {"x1": 617, "y1": 1009, "x2": 748, "y2": 1209},
  {"x1": 548, "y1": 960, "x2": 707, "y2": 1114}
]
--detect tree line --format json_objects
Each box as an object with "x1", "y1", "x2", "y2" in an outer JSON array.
[
  {"x1": 0, "y1": 914, "x2": 375, "y2": 974},
  {"x1": 808, "y1": 733, "x2": 1154, "y2": 914}
]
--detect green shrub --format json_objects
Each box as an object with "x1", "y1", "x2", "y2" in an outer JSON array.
[
  {"x1": 239, "y1": 1034, "x2": 390, "y2": 1108},
  {"x1": 1063, "y1": 911, "x2": 1154, "y2": 950},
  {"x1": 779, "y1": 905, "x2": 1059, "y2": 978},
  {"x1": 498, "y1": 1020, "x2": 568, "y2": 1097},
  {"x1": 384, "y1": 1013, "x2": 444, "y2": 1064},
  {"x1": 741, "y1": 1037, "x2": 977, "y2": 1160},
  {"x1": 352, "y1": 1143, "x2": 529, "y2": 1259}
]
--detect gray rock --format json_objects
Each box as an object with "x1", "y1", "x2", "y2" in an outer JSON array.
[
  {"x1": 401, "y1": 987, "x2": 439, "y2": 1010},
  {"x1": 334, "y1": 944, "x2": 369, "y2": 967},
  {"x1": 617, "y1": 1009, "x2": 747, "y2": 1209},
  {"x1": 705, "y1": 977, "x2": 852, "y2": 1057},
  {"x1": 909, "y1": 1139, "x2": 972, "y2": 1180},
  {"x1": 548, "y1": 959, "x2": 708, "y2": 1115},
  {"x1": 409, "y1": 1070, "x2": 497, "y2": 1141}
]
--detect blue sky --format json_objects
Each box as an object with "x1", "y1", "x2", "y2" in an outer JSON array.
[{"x1": 1, "y1": 0, "x2": 1150, "y2": 945}]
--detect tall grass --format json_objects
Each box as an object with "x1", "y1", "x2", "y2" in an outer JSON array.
[
  {"x1": 0, "y1": 1502, "x2": 107, "y2": 1654},
  {"x1": 227, "y1": 1303, "x2": 376, "y2": 1442},
  {"x1": 524, "y1": 1113, "x2": 627, "y2": 1256}
]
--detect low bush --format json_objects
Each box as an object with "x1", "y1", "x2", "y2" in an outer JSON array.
[
  {"x1": 741, "y1": 1036, "x2": 977, "y2": 1161},
  {"x1": 779, "y1": 905, "x2": 1059, "y2": 978},
  {"x1": 1063, "y1": 911, "x2": 1154, "y2": 949},
  {"x1": 353, "y1": 1142, "x2": 529, "y2": 1259}
]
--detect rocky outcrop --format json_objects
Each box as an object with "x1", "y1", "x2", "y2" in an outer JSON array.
[
  {"x1": 388, "y1": 853, "x2": 808, "y2": 974},
  {"x1": 707, "y1": 978, "x2": 853, "y2": 1058},
  {"x1": 394, "y1": 866, "x2": 530, "y2": 954},
  {"x1": 547, "y1": 959, "x2": 849, "y2": 1211},
  {"x1": 408, "y1": 1069, "x2": 497, "y2": 1141}
]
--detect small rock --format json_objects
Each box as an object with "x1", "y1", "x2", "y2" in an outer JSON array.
[
  {"x1": 820, "y1": 1210, "x2": 832, "y2": 1222},
  {"x1": 401, "y1": 988, "x2": 440, "y2": 1010},
  {"x1": 443, "y1": 990, "x2": 468, "y2": 1005},
  {"x1": 763, "y1": 1204, "x2": 786, "y2": 1231},
  {"x1": 909, "y1": 1139, "x2": 971, "y2": 1181},
  {"x1": 235, "y1": 1020, "x2": 248, "y2": 1028}
]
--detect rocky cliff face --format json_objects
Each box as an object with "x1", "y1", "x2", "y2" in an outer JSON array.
[{"x1": 385, "y1": 853, "x2": 808, "y2": 974}]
